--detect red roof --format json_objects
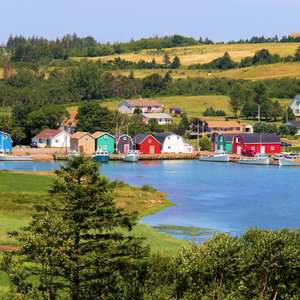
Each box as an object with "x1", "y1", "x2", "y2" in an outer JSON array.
[
  {"x1": 34, "y1": 129, "x2": 64, "y2": 139},
  {"x1": 63, "y1": 111, "x2": 78, "y2": 128}
]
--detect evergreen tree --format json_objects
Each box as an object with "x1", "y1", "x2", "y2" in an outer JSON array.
[
  {"x1": 282, "y1": 107, "x2": 296, "y2": 122},
  {"x1": 278, "y1": 124, "x2": 289, "y2": 135},
  {"x1": 170, "y1": 56, "x2": 181, "y2": 69},
  {"x1": 293, "y1": 46, "x2": 300, "y2": 61},
  {"x1": 270, "y1": 100, "x2": 283, "y2": 121},
  {"x1": 7, "y1": 155, "x2": 149, "y2": 299},
  {"x1": 290, "y1": 124, "x2": 298, "y2": 135},
  {"x1": 163, "y1": 53, "x2": 171, "y2": 68},
  {"x1": 241, "y1": 101, "x2": 252, "y2": 119},
  {"x1": 179, "y1": 115, "x2": 189, "y2": 130}
]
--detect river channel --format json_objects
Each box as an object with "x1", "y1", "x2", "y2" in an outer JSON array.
[{"x1": 1, "y1": 160, "x2": 300, "y2": 241}]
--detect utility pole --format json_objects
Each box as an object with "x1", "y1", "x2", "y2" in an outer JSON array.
[
  {"x1": 286, "y1": 106, "x2": 288, "y2": 122},
  {"x1": 258, "y1": 104, "x2": 260, "y2": 122},
  {"x1": 197, "y1": 123, "x2": 200, "y2": 152}
]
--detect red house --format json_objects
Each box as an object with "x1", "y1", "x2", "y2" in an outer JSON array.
[
  {"x1": 133, "y1": 133, "x2": 160, "y2": 154},
  {"x1": 232, "y1": 133, "x2": 281, "y2": 154}
]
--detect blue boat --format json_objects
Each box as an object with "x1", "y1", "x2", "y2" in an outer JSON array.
[{"x1": 91, "y1": 151, "x2": 110, "y2": 162}]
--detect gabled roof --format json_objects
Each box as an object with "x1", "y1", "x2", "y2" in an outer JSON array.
[
  {"x1": 236, "y1": 133, "x2": 281, "y2": 144},
  {"x1": 218, "y1": 133, "x2": 237, "y2": 143},
  {"x1": 119, "y1": 99, "x2": 162, "y2": 107},
  {"x1": 63, "y1": 111, "x2": 78, "y2": 128},
  {"x1": 206, "y1": 121, "x2": 243, "y2": 128},
  {"x1": 91, "y1": 131, "x2": 106, "y2": 138},
  {"x1": 288, "y1": 95, "x2": 300, "y2": 107},
  {"x1": 286, "y1": 121, "x2": 300, "y2": 127},
  {"x1": 0, "y1": 131, "x2": 13, "y2": 142},
  {"x1": 154, "y1": 132, "x2": 171, "y2": 143},
  {"x1": 70, "y1": 132, "x2": 95, "y2": 140},
  {"x1": 34, "y1": 129, "x2": 67, "y2": 140},
  {"x1": 133, "y1": 133, "x2": 160, "y2": 145},
  {"x1": 115, "y1": 134, "x2": 134, "y2": 144},
  {"x1": 141, "y1": 113, "x2": 172, "y2": 119}
]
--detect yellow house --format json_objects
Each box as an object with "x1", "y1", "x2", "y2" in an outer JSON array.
[
  {"x1": 70, "y1": 132, "x2": 95, "y2": 154},
  {"x1": 205, "y1": 121, "x2": 253, "y2": 135}
]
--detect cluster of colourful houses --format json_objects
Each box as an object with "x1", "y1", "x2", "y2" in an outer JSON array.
[{"x1": 30, "y1": 129, "x2": 194, "y2": 155}]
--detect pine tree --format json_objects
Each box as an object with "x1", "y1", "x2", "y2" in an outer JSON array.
[{"x1": 163, "y1": 53, "x2": 171, "y2": 68}]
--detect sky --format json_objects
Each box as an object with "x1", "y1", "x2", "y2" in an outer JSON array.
[{"x1": 1, "y1": 0, "x2": 300, "y2": 45}]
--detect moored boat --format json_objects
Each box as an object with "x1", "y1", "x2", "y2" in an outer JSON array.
[
  {"x1": 91, "y1": 151, "x2": 110, "y2": 162},
  {"x1": 0, "y1": 148, "x2": 33, "y2": 161},
  {"x1": 278, "y1": 157, "x2": 300, "y2": 166},
  {"x1": 238, "y1": 153, "x2": 270, "y2": 165},
  {"x1": 68, "y1": 150, "x2": 79, "y2": 159},
  {"x1": 122, "y1": 150, "x2": 139, "y2": 162},
  {"x1": 199, "y1": 150, "x2": 230, "y2": 162}
]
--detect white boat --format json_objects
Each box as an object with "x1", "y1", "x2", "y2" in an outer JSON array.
[
  {"x1": 238, "y1": 153, "x2": 270, "y2": 165},
  {"x1": 0, "y1": 148, "x2": 33, "y2": 161},
  {"x1": 278, "y1": 156, "x2": 300, "y2": 166},
  {"x1": 122, "y1": 150, "x2": 139, "y2": 162},
  {"x1": 91, "y1": 151, "x2": 110, "y2": 162},
  {"x1": 68, "y1": 150, "x2": 79, "y2": 159},
  {"x1": 198, "y1": 150, "x2": 230, "y2": 162}
]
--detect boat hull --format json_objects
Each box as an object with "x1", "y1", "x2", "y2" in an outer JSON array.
[
  {"x1": 122, "y1": 155, "x2": 139, "y2": 162},
  {"x1": 238, "y1": 157, "x2": 270, "y2": 165},
  {"x1": 199, "y1": 155, "x2": 230, "y2": 162},
  {"x1": 279, "y1": 159, "x2": 300, "y2": 166},
  {"x1": 0, "y1": 155, "x2": 33, "y2": 161},
  {"x1": 92, "y1": 155, "x2": 110, "y2": 162}
]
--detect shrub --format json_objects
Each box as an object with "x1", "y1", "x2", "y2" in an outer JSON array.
[{"x1": 141, "y1": 184, "x2": 156, "y2": 193}]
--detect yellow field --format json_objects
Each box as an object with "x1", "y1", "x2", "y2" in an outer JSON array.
[{"x1": 75, "y1": 43, "x2": 299, "y2": 66}]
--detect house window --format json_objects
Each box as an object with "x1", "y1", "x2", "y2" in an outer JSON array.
[
  {"x1": 55, "y1": 139, "x2": 59, "y2": 143},
  {"x1": 217, "y1": 128, "x2": 220, "y2": 132},
  {"x1": 148, "y1": 139, "x2": 152, "y2": 143},
  {"x1": 3, "y1": 135, "x2": 7, "y2": 139},
  {"x1": 148, "y1": 107, "x2": 152, "y2": 111},
  {"x1": 233, "y1": 127, "x2": 236, "y2": 131},
  {"x1": 271, "y1": 146, "x2": 274, "y2": 150},
  {"x1": 85, "y1": 138, "x2": 89, "y2": 142},
  {"x1": 296, "y1": 109, "x2": 299, "y2": 114},
  {"x1": 223, "y1": 128, "x2": 228, "y2": 132},
  {"x1": 177, "y1": 137, "x2": 179, "y2": 140},
  {"x1": 123, "y1": 137, "x2": 127, "y2": 140},
  {"x1": 168, "y1": 137, "x2": 170, "y2": 140},
  {"x1": 39, "y1": 139, "x2": 42, "y2": 143},
  {"x1": 168, "y1": 146, "x2": 171, "y2": 149},
  {"x1": 251, "y1": 147, "x2": 255, "y2": 150},
  {"x1": 236, "y1": 137, "x2": 240, "y2": 143},
  {"x1": 104, "y1": 135, "x2": 108, "y2": 139},
  {"x1": 296, "y1": 101, "x2": 299, "y2": 106},
  {"x1": 220, "y1": 136, "x2": 223, "y2": 142},
  {"x1": 103, "y1": 145, "x2": 107, "y2": 150}
]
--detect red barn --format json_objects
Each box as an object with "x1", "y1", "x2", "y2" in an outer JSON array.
[
  {"x1": 133, "y1": 133, "x2": 160, "y2": 154},
  {"x1": 232, "y1": 133, "x2": 281, "y2": 154}
]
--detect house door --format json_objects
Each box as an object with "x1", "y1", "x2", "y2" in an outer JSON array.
[
  {"x1": 124, "y1": 144, "x2": 129, "y2": 153},
  {"x1": 237, "y1": 146, "x2": 241, "y2": 154},
  {"x1": 79, "y1": 145, "x2": 84, "y2": 153},
  {"x1": 150, "y1": 146, "x2": 155, "y2": 154},
  {"x1": 261, "y1": 146, "x2": 265, "y2": 154},
  {"x1": 220, "y1": 145, "x2": 223, "y2": 151},
  {"x1": 175, "y1": 146, "x2": 179, "y2": 154}
]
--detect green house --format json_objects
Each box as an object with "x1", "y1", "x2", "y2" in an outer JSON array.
[
  {"x1": 216, "y1": 134, "x2": 236, "y2": 152},
  {"x1": 92, "y1": 132, "x2": 115, "y2": 153}
]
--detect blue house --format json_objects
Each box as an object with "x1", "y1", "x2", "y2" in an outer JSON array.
[
  {"x1": 0, "y1": 131, "x2": 13, "y2": 152},
  {"x1": 285, "y1": 121, "x2": 300, "y2": 135},
  {"x1": 287, "y1": 95, "x2": 300, "y2": 117}
]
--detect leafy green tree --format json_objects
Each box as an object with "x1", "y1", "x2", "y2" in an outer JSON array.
[
  {"x1": 260, "y1": 99, "x2": 273, "y2": 120},
  {"x1": 250, "y1": 102, "x2": 258, "y2": 119},
  {"x1": 216, "y1": 52, "x2": 238, "y2": 70},
  {"x1": 163, "y1": 53, "x2": 171, "y2": 68},
  {"x1": 76, "y1": 102, "x2": 114, "y2": 133},
  {"x1": 282, "y1": 106, "x2": 296, "y2": 122},
  {"x1": 254, "y1": 122, "x2": 277, "y2": 134},
  {"x1": 126, "y1": 114, "x2": 150, "y2": 136},
  {"x1": 270, "y1": 100, "x2": 283, "y2": 121},
  {"x1": 170, "y1": 56, "x2": 181, "y2": 69},
  {"x1": 228, "y1": 83, "x2": 245, "y2": 118},
  {"x1": 6, "y1": 155, "x2": 149, "y2": 299},
  {"x1": 241, "y1": 101, "x2": 252, "y2": 119},
  {"x1": 252, "y1": 81, "x2": 270, "y2": 105},
  {"x1": 290, "y1": 124, "x2": 298, "y2": 135},
  {"x1": 293, "y1": 46, "x2": 300, "y2": 61},
  {"x1": 278, "y1": 124, "x2": 289, "y2": 135},
  {"x1": 252, "y1": 49, "x2": 271, "y2": 64},
  {"x1": 10, "y1": 127, "x2": 26, "y2": 145},
  {"x1": 179, "y1": 115, "x2": 189, "y2": 130},
  {"x1": 199, "y1": 136, "x2": 211, "y2": 150},
  {"x1": 148, "y1": 118, "x2": 163, "y2": 133}
]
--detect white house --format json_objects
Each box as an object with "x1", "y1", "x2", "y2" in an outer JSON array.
[
  {"x1": 154, "y1": 133, "x2": 193, "y2": 154},
  {"x1": 287, "y1": 95, "x2": 300, "y2": 117},
  {"x1": 32, "y1": 129, "x2": 70, "y2": 148},
  {"x1": 118, "y1": 99, "x2": 162, "y2": 115},
  {"x1": 141, "y1": 113, "x2": 172, "y2": 125}
]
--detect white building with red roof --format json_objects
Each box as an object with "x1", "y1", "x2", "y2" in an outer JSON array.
[
  {"x1": 32, "y1": 129, "x2": 70, "y2": 148},
  {"x1": 118, "y1": 99, "x2": 163, "y2": 114}
]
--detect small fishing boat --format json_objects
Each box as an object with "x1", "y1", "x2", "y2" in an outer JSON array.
[
  {"x1": 198, "y1": 150, "x2": 230, "y2": 162},
  {"x1": 91, "y1": 150, "x2": 110, "y2": 162},
  {"x1": 122, "y1": 150, "x2": 139, "y2": 162},
  {"x1": 278, "y1": 155, "x2": 300, "y2": 166},
  {"x1": 0, "y1": 148, "x2": 33, "y2": 161},
  {"x1": 238, "y1": 153, "x2": 270, "y2": 165},
  {"x1": 68, "y1": 150, "x2": 79, "y2": 159}
]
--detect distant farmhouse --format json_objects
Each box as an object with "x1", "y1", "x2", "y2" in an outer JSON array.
[
  {"x1": 141, "y1": 113, "x2": 172, "y2": 125},
  {"x1": 291, "y1": 32, "x2": 300, "y2": 38},
  {"x1": 287, "y1": 95, "x2": 300, "y2": 117},
  {"x1": 118, "y1": 99, "x2": 162, "y2": 115}
]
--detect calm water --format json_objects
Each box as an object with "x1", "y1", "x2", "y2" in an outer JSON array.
[{"x1": 1, "y1": 160, "x2": 300, "y2": 241}]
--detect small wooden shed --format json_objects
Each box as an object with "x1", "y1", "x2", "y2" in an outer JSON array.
[
  {"x1": 115, "y1": 134, "x2": 134, "y2": 153},
  {"x1": 133, "y1": 133, "x2": 160, "y2": 154},
  {"x1": 70, "y1": 132, "x2": 95, "y2": 154}
]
